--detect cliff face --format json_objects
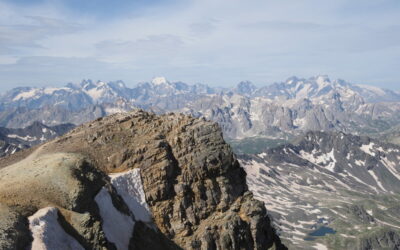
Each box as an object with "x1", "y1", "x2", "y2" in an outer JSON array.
[{"x1": 0, "y1": 110, "x2": 285, "y2": 250}]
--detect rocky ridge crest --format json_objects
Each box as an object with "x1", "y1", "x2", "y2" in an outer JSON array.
[{"x1": 0, "y1": 110, "x2": 285, "y2": 249}]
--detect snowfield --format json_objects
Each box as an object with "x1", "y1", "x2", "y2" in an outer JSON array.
[
  {"x1": 26, "y1": 167, "x2": 153, "y2": 250},
  {"x1": 95, "y1": 187, "x2": 135, "y2": 250},
  {"x1": 110, "y1": 168, "x2": 152, "y2": 223},
  {"x1": 28, "y1": 207, "x2": 84, "y2": 250}
]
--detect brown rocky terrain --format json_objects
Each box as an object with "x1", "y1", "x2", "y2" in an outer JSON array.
[{"x1": 0, "y1": 110, "x2": 285, "y2": 249}]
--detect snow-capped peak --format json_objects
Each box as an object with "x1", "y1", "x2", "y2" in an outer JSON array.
[
  {"x1": 315, "y1": 75, "x2": 331, "y2": 84},
  {"x1": 115, "y1": 81, "x2": 126, "y2": 89},
  {"x1": 315, "y1": 75, "x2": 331, "y2": 90},
  {"x1": 96, "y1": 81, "x2": 106, "y2": 87},
  {"x1": 151, "y1": 77, "x2": 169, "y2": 85},
  {"x1": 12, "y1": 87, "x2": 72, "y2": 101}
]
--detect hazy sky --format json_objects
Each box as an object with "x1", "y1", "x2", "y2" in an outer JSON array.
[{"x1": 0, "y1": 0, "x2": 399, "y2": 90}]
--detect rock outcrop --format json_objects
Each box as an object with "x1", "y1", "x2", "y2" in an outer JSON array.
[
  {"x1": 359, "y1": 229, "x2": 400, "y2": 250},
  {"x1": 0, "y1": 110, "x2": 285, "y2": 249}
]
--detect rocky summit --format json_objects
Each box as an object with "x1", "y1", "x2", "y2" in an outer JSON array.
[{"x1": 0, "y1": 110, "x2": 285, "y2": 250}]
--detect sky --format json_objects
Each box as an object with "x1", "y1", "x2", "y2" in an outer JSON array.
[{"x1": 0, "y1": 0, "x2": 399, "y2": 91}]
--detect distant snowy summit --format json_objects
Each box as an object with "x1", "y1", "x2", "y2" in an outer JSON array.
[
  {"x1": 151, "y1": 76, "x2": 169, "y2": 85},
  {"x1": 4, "y1": 75, "x2": 400, "y2": 106}
]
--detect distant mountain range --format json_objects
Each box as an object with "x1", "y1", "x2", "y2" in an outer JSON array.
[
  {"x1": 239, "y1": 131, "x2": 400, "y2": 249},
  {"x1": 0, "y1": 122, "x2": 74, "y2": 157},
  {"x1": 1, "y1": 76, "x2": 400, "y2": 249},
  {"x1": 1, "y1": 76, "x2": 400, "y2": 139}
]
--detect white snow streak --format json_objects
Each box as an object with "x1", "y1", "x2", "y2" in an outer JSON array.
[
  {"x1": 368, "y1": 170, "x2": 386, "y2": 192},
  {"x1": 7, "y1": 134, "x2": 37, "y2": 141},
  {"x1": 314, "y1": 243, "x2": 328, "y2": 250},
  {"x1": 382, "y1": 158, "x2": 400, "y2": 181}
]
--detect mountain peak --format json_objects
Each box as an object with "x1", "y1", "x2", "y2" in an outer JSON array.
[
  {"x1": 80, "y1": 79, "x2": 96, "y2": 90},
  {"x1": 235, "y1": 81, "x2": 256, "y2": 95},
  {"x1": 286, "y1": 76, "x2": 301, "y2": 84},
  {"x1": 96, "y1": 81, "x2": 106, "y2": 87},
  {"x1": 0, "y1": 110, "x2": 285, "y2": 249},
  {"x1": 313, "y1": 75, "x2": 332, "y2": 91},
  {"x1": 151, "y1": 76, "x2": 169, "y2": 85},
  {"x1": 315, "y1": 75, "x2": 331, "y2": 83}
]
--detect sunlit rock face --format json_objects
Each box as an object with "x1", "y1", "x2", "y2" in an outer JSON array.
[{"x1": 0, "y1": 110, "x2": 286, "y2": 250}]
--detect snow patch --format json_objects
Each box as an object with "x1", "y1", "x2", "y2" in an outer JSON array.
[
  {"x1": 105, "y1": 107, "x2": 129, "y2": 114},
  {"x1": 356, "y1": 84, "x2": 387, "y2": 96},
  {"x1": 314, "y1": 243, "x2": 328, "y2": 250},
  {"x1": 28, "y1": 207, "x2": 84, "y2": 250},
  {"x1": 109, "y1": 168, "x2": 152, "y2": 223},
  {"x1": 293, "y1": 117, "x2": 306, "y2": 128},
  {"x1": 299, "y1": 149, "x2": 336, "y2": 172},
  {"x1": 368, "y1": 170, "x2": 386, "y2": 192},
  {"x1": 361, "y1": 143, "x2": 376, "y2": 156},
  {"x1": 381, "y1": 157, "x2": 400, "y2": 181},
  {"x1": 43, "y1": 87, "x2": 70, "y2": 95},
  {"x1": 325, "y1": 149, "x2": 337, "y2": 172},
  {"x1": 355, "y1": 159, "x2": 366, "y2": 167},
  {"x1": 95, "y1": 187, "x2": 135, "y2": 250},
  {"x1": 12, "y1": 89, "x2": 39, "y2": 101},
  {"x1": 258, "y1": 152, "x2": 267, "y2": 158},
  {"x1": 85, "y1": 87, "x2": 106, "y2": 101},
  {"x1": 7, "y1": 134, "x2": 37, "y2": 142}
]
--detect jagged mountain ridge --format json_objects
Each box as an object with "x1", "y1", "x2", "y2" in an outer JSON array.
[
  {"x1": 239, "y1": 131, "x2": 400, "y2": 249},
  {"x1": 249, "y1": 76, "x2": 400, "y2": 103},
  {"x1": 0, "y1": 121, "x2": 75, "y2": 157},
  {"x1": 1, "y1": 76, "x2": 400, "y2": 139},
  {"x1": 0, "y1": 110, "x2": 286, "y2": 249}
]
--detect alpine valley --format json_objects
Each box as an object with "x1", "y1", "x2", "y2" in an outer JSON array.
[{"x1": 239, "y1": 131, "x2": 400, "y2": 249}]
